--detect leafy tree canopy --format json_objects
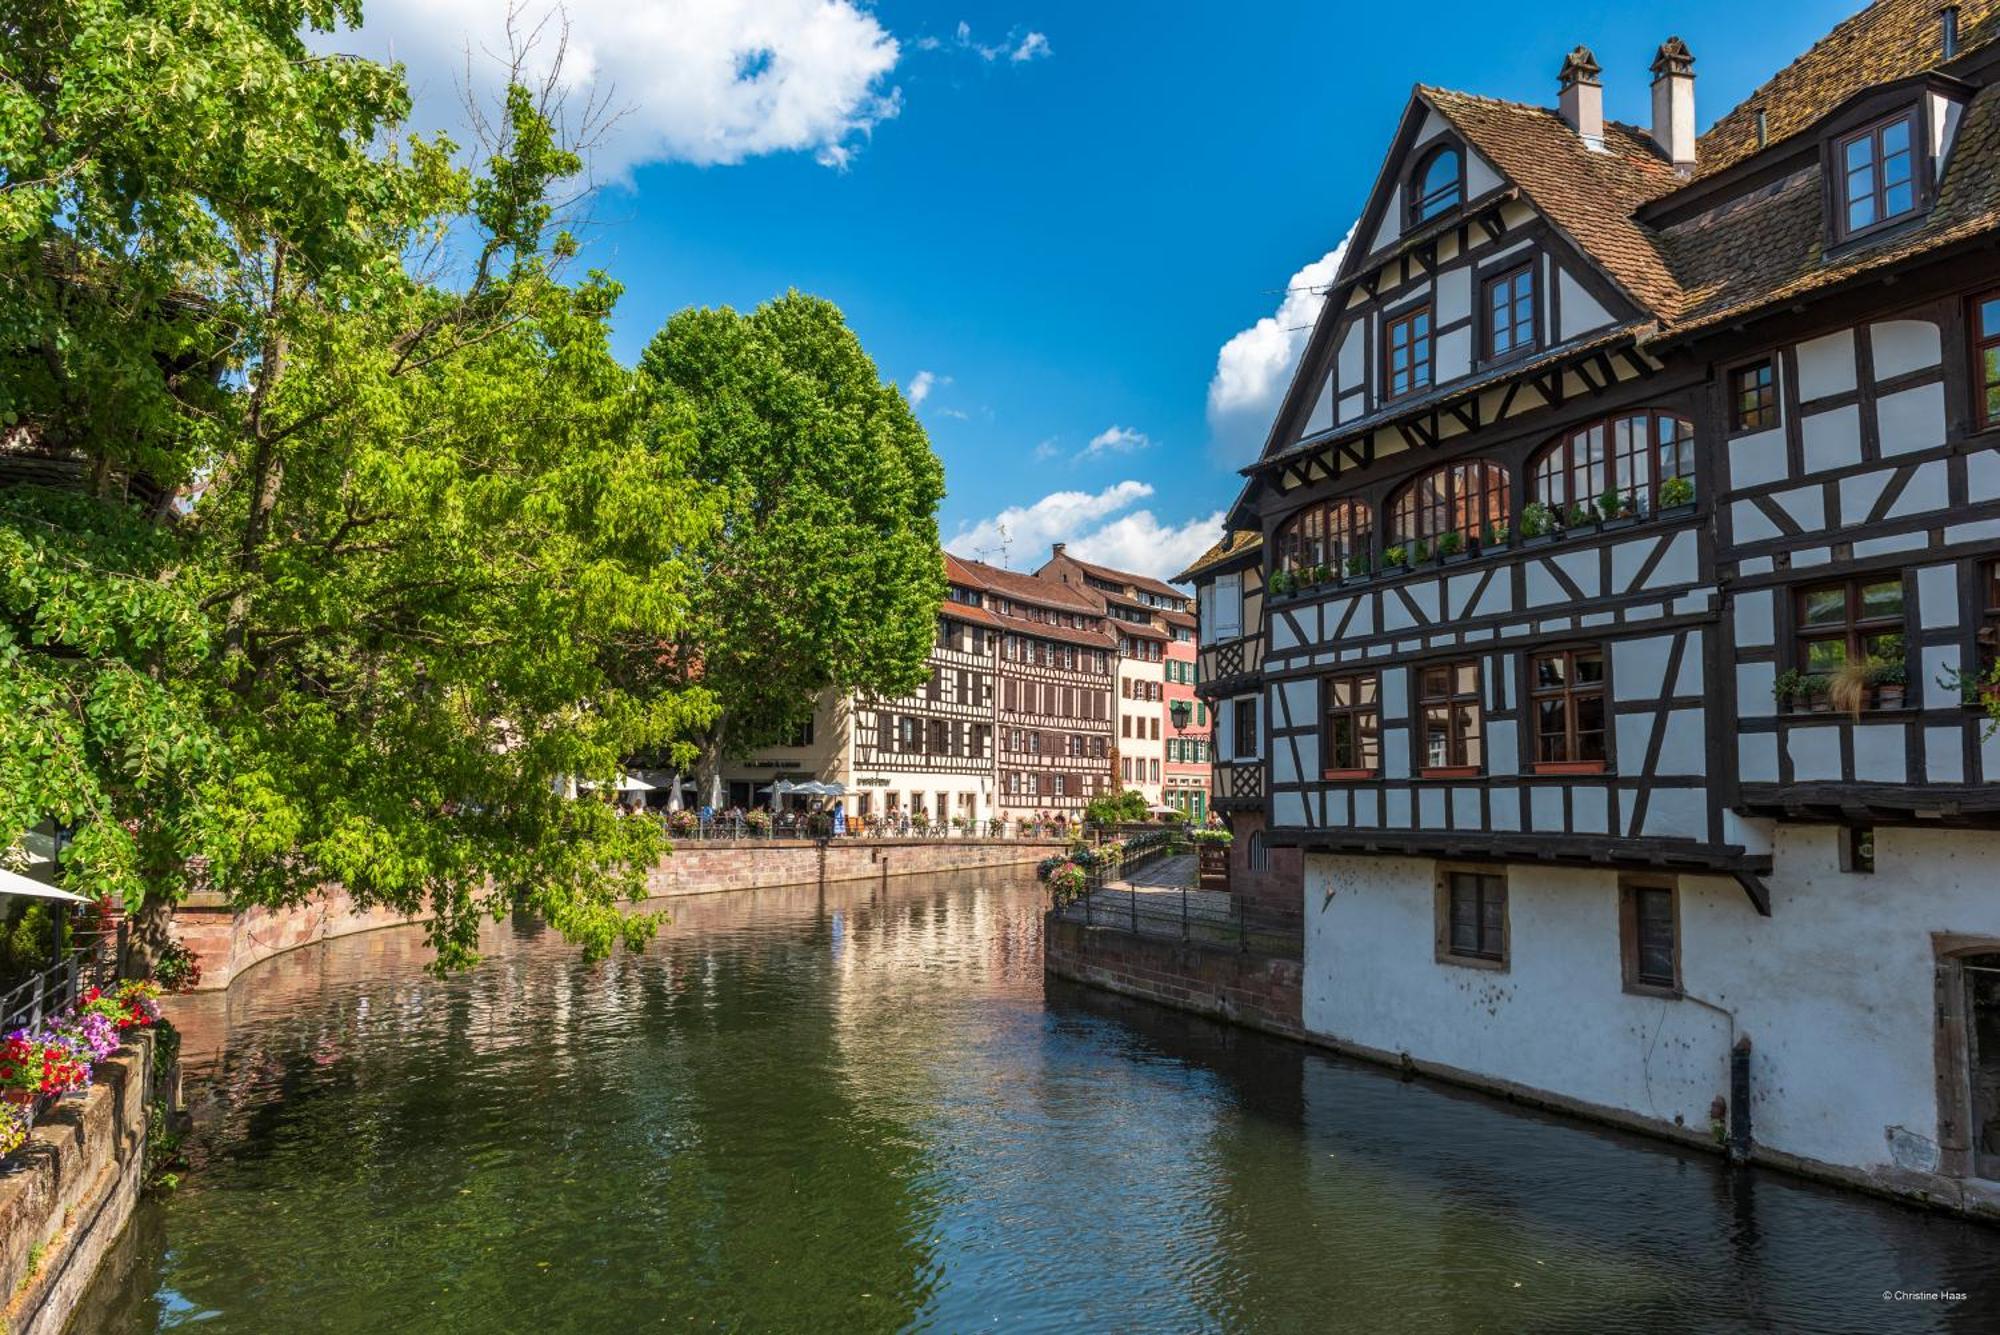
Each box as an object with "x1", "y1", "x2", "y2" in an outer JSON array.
[
  {"x1": 1084, "y1": 789, "x2": 1152, "y2": 827},
  {"x1": 635, "y1": 293, "x2": 946, "y2": 776}
]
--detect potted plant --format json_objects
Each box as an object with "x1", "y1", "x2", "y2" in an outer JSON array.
[
  {"x1": 1773, "y1": 668, "x2": 1826, "y2": 711},
  {"x1": 1659, "y1": 474, "x2": 1695, "y2": 512},
  {"x1": 1345, "y1": 551, "x2": 1373, "y2": 579},
  {"x1": 1827, "y1": 659, "x2": 1876, "y2": 718},
  {"x1": 1485, "y1": 521, "x2": 1511, "y2": 548},
  {"x1": 1268, "y1": 567, "x2": 1292, "y2": 597},
  {"x1": 1413, "y1": 539, "x2": 1434, "y2": 565},
  {"x1": 1437, "y1": 530, "x2": 1466, "y2": 562},
  {"x1": 1518, "y1": 501, "x2": 1555, "y2": 545},
  {"x1": 1597, "y1": 486, "x2": 1627, "y2": 526},
  {"x1": 1873, "y1": 661, "x2": 1908, "y2": 711},
  {"x1": 1383, "y1": 543, "x2": 1408, "y2": 569},
  {"x1": 1567, "y1": 503, "x2": 1595, "y2": 531}
]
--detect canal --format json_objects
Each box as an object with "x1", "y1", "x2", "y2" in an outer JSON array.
[{"x1": 72, "y1": 869, "x2": 2000, "y2": 1332}]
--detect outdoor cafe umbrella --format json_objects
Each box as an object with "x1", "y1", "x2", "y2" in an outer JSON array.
[{"x1": 0, "y1": 865, "x2": 90, "y2": 904}]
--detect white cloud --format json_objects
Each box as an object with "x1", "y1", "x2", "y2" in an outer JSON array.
[
  {"x1": 316, "y1": 0, "x2": 902, "y2": 177},
  {"x1": 933, "y1": 21, "x2": 1051, "y2": 64},
  {"x1": 946, "y1": 481, "x2": 1219, "y2": 582},
  {"x1": 1032, "y1": 439, "x2": 1061, "y2": 461},
  {"x1": 907, "y1": 370, "x2": 946, "y2": 406},
  {"x1": 1011, "y1": 32, "x2": 1052, "y2": 62},
  {"x1": 1080, "y1": 424, "x2": 1150, "y2": 458},
  {"x1": 1205, "y1": 223, "x2": 1355, "y2": 462}
]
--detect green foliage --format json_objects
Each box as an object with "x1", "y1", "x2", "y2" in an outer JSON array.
[
  {"x1": 1383, "y1": 544, "x2": 1408, "y2": 567},
  {"x1": 1659, "y1": 475, "x2": 1695, "y2": 508},
  {"x1": 1187, "y1": 827, "x2": 1233, "y2": 846},
  {"x1": 1084, "y1": 789, "x2": 1150, "y2": 827},
  {"x1": 1345, "y1": 551, "x2": 1372, "y2": 577},
  {"x1": 1436, "y1": 531, "x2": 1463, "y2": 557},
  {"x1": 636, "y1": 294, "x2": 946, "y2": 768},
  {"x1": 1567, "y1": 504, "x2": 1595, "y2": 529},
  {"x1": 1518, "y1": 502, "x2": 1554, "y2": 538},
  {"x1": 1598, "y1": 487, "x2": 1625, "y2": 520}
]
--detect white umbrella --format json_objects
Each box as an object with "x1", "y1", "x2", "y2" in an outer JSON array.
[
  {"x1": 0, "y1": 865, "x2": 90, "y2": 904},
  {"x1": 579, "y1": 774, "x2": 655, "y2": 793},
  {"x1": 1145, "y1": 803, "x2": 1178, "y2": 815}
]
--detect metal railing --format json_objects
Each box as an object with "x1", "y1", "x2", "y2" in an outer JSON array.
[
  {"x1": 659, "y1": 815, "x2": 1105, "y2": 843},
  {"x1": 0, "y1": 925, "x2": 124, "y2": 1035},
  {"x1": 1054, "y1": 837, "x2": 1302, "y2": 958}
]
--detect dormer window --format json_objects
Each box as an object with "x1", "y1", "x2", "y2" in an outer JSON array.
[
  {"x1": 1410, "y1": 144, "x2": 1463, "y2": 224},
  {"x1": 1837, "y1": 112, "x2": 1917, "y2": 239}
]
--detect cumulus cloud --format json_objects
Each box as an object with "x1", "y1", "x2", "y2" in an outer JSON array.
[
  {"x1": 1010, "y1": 32, "x2": 1053, "y2": 62},
  {"x1": 1205, "y1": 223, "x2": 1355, "y2": 462},
  {"x1": 907, "y1": 370, "x2": 946, "y2": 406},
  {"x1": 314, "y1": 0, "x2": 903, "y2": 177},
  {"x1": 946, "y1": 481, "x2": 1219, "y2": 582},
  {"x1": 1079, "y1": 425, "x2": 1150, "y2": 459}
]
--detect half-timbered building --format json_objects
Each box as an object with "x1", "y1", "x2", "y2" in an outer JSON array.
[
  {"x1": 1206, "y1": 0, "x2": 2000, "y2": 1212},
  {"x1": 953, "y1": 555, "x2": 1119, "y2": 819}
]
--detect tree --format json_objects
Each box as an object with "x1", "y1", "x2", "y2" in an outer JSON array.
[
  {"x1": 1084, "y1": 789, "x2": 1151, "y2": 828},
  {"x1": 635, "y1": 294, "x2": 946, "y2": 798},
  {"x1": 0, "y1": 0, "x2": 715, "y2": 969}
]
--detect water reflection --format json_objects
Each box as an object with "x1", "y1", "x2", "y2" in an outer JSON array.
[{"x1": 72, "y1": 872, "x2": 2000, "y2": 1333}]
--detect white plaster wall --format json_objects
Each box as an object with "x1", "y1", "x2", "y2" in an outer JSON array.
[
  {"x1": 1300, "y1": 825, "x2": 2000, "y2": 1182},
  {"x1": 1556, "y1": 268, "x2": 1611, "y2": 339}
]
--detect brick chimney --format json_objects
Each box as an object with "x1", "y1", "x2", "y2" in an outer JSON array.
[
  {"x1": 1051, "y1": 542, "x2": 1066, "y2": 557},
  {"x1": 1558, "y1": 46, "x2": 1604, "y2": 151},
  {"x1": 1650, "y1": 37, "x2": 1697, "y2": 174}
]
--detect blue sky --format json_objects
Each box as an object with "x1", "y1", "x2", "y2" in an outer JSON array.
[{"x1": 343, "y1": 1, "x2": 1865, "y2": 577}]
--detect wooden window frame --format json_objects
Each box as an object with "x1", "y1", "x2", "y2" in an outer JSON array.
[
  {"x1": 1973, "y1": 290, "x2": 2000, "y2": 431},
  {"x1": 1789, "y1": 576, "x2": 1908, "y2": 714},
  {"x1": 1389, "y1": 459, "x2": 1511, "y2": 548},
  {"x1": 1408, "y1": 143, "x2": 1464, "y2": 226},
  {"x1": 1231, "y1": 696, "x2": 1259, "y2": 762},
  {"x1": 1275, "y1": 499, "x2": 1373, "y2": 577},
  {"x1": 1834, "y1": 110, "x2": 1920, "y2": 243},
  {"x1": 1729, "y1": 359, "x2": 1778, "y2": 434},
  {"x1": 1434, "y1": 866, "x2": 1508, "y2": 970},
  {"x1": 1417, "y1": 660, "x2": 1484, "y2": 777},
  {"x1": 1528, "y1": 646, "x2": 1609, "y2": 773},
  {"x1": 1531, "y1": 412, "x2": 1695, "y2": 516},
  {"x1": 1321, "y1": 672, "x2": 1381, "y2": 779},
  {"x1": 1481, "y1": 264, "x2": 1538, "y2": 363},
  {"x1": 1619, "y1": 878, "x2": 1681, "y2": 998},
  {"x1": 1383, "y1": 302, "x2": 1434, "y2": 401}
]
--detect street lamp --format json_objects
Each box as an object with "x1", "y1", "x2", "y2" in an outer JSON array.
[{"x1": 1169, "y1": 699, "x2": 1193, "y2": 729}]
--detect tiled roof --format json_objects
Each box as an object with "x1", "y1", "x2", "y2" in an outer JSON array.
[
  {"x1": 1159, "y1": 606, "x2": 1197, "y2": 630},
  {"x1": 1422, "y1": 88, "x2": 1686, "y2": 318},
  {"x1": 947, "y1": 553, "x2": 1102, "y2": 614},
  {"x1": 988, "y1": 611, "x2": 1118, "y2": 651},
  {"x1": 1664, "y1": 82, "x2": 2000, "y2": 338},
  {"x1": 1174, "y1": 530, "x2": 1263, "y2": 583},
  {"x1": 1696, "y1": 0, "x2": 2000, "y2": 181},
  {"x1": 1060, "y1": 554, "x2": 1190, "y2": 601}
]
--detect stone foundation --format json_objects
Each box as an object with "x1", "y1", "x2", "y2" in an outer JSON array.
[
  {"x1": 1042, "y1": 914, "x2": 1304, "y2": 1037},
  {"x1": 172, "y1": 839, "x2": 1063, "y2": 990},
  {"x1": 0, "y1": 1030, "x2": 167, "y2": 1335}
]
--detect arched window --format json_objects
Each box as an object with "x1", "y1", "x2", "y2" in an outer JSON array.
[
  {"x1": 1410, "y1": 145, "x2": 1463, "y2": 224},
  {"x1": 1390, "y1": 460, "x2": 1510, "y2": 548},
  {"x1": 1276, "y1": 499, "x2": 1372, "y2": 574},
  {"x1": 1532, "y1": 413, "x2": 1694, "y2": 515}
]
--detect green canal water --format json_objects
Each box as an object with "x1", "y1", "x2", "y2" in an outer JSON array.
[{"x1": 71, "y1": 869, "x2": 2000, "y2": 1332}]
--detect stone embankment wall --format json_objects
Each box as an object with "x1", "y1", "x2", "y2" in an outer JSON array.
[
  {"x1": 1042, "y1": 915, "x2": 1304, "y2": 1038},
  {"x1": 172, "y1": 839, "x2": 1062, "y2": 990},
  {"x1": 0, "y1": 1030, "x2": 167, "y2": 1335}
]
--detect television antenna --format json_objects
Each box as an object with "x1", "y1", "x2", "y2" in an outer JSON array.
[{"x1": 974, "y1": 523, "x2": 1012, "y2": 569}]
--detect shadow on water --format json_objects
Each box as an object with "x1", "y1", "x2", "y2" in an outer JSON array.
[{"x1": 66, "y1": 870, "x2": 2000, "y2": 1334}]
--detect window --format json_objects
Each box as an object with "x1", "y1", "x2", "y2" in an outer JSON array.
[
  {"x1": 1975, "y1": 291, "x2": 2000, "y2": 428},
  {"x1": 1231, "y1": 697, "x2": 1259, "y2": 761},
  {"x1": 1276, "y1": 499, "x2": 1372, "y2": 576},
  {"x1": 1410, "y1": 145, "x2": 1462, "y2": 223},
  {"x1": 1837, "y1": 112, "x2": 1917, "y2": 237},
  {"x1": 1384, "y1": 305, "x2": 1433, "y2": 399},
  {"x1": 1418, "y1": 661, "x2": 1483, "y2": 773},
  {"x1": 1438, "y1": 870, "x2": 1507, "y2": 967},
  {"x1": 1390, "y1": 460, "x2": 1510, "y2": 548},
  {"x1": 1532, "y1": 413, "x2": 1694, "y2": 516},
  {"x1": 1730, "y1": 360, "x2": 1777, "y2": 431},
  {"x1": 1842, "y1": 826, "x2": 1876, "y2": 874},
  {"x1": 1793, "y1": 577, "x2": 1906, "y2": 710},
  {"x1": 1529, "y1": 648, "x2": 1607, "y2": 769},
  {"x1": 1483, "y1": 265, "x2": 1536, "y2": 359},
  {"x1": 1322, "y1": 674, "x2": 1380, "y2": 776},
  {"x1": 1620, "y1": 881, "x2": 1679, "y2": 994},
  {"x1": 783, "y1": 717, "x2": 816, "y2": 748}
]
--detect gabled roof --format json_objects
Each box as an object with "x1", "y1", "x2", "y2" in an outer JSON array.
[
  {"x1": 1663, "y1": 82, "x2": 2000, "y2": 339},
  {"x1": 1420, "y1": 88, "x2": 1686, "y2": 318},
  {"x1": 947, "y1": 553, "x2": 1102, "y2": 615},
  {"x1": 1054, "y1": 552, "x2": 1189, "y2": 601},
  {"x1": 1696, "y1": 0, "x2": 2000, "y2": 181},
  {"x1": 1174, "y1": 530, "x2": 1263, "y2": 583}
]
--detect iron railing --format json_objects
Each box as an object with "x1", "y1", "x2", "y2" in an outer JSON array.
[
  {"x1": 1055, "y1": 836, "x2": 1302, "y2": 958},
  {"x1": 659, "y1": 815, "x2": 1131, "y2": 843},
  {"x1": 0, "y1": 924, "x2": 124, "y2": 1035}
]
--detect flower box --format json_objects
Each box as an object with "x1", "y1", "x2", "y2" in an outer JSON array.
[{"x1": 1532, "y1": 759, "x2": 1608, "y2": 775}]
